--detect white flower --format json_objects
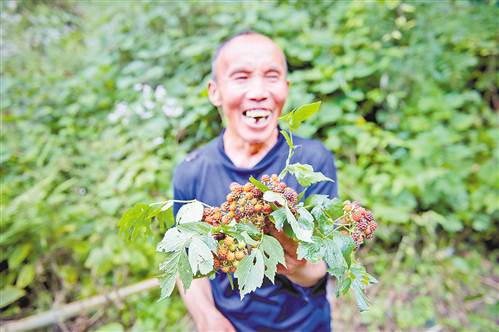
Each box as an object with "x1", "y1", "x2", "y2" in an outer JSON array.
[
  {"x1": 134, "y1": 83, "x2": 143, "y2": 91},
  {"x1": 153, "y1": 137, "x2": 164, "y2": 146},
  {"x1": 142, "y1": 84, "x2": 152, "y2": 98},
  {"x1": 143, "y1": 100, "x2": 155, "y2": 110},
  {"x1": 155, "y1": 85, "x2": 167, "y2": 100}
]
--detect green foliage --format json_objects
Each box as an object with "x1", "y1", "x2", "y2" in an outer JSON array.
[{"x1": 2, "y1": 0, "x2": 497, "y2": 329}]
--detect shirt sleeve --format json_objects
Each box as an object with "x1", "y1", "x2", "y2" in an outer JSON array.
[{"x1": 172, "y1": 163, "x2": 194, "y2": 218}]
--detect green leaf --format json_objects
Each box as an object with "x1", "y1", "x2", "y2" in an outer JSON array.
[
  {"x1": 16, "y1": 263, "x2": 36, "y2": 289},
  {"x1": 297, "y1": 189, "x2": 307, "y2": 203},
  {"x1": 234, "y1": 249, "x2": 265, "y2": 299},
  {"x1": 332, "y1": 232, "x2": 355, "y2": 268},
  {"x1": 297, "y1": 236, "x2": 325, "y2": 262},
  {"x1": 158, "y1": 251, "x2": 182, "y2": 300},
  {"x1": 118, "y1": 203, "x2": 152, "y2": 242},
  {"x1": 249, "y1": 176, "x2": 270, "y2": 193},
  {"x1": 305, "y1": 194, "x2": 330, "y2": 209},
  {"x1": 147, "y1": 200, "x2": 172, "y2": 219},
  {"x1": 8, "y1": 243, "x2": 32, "y2": 269},
  {"x1": 0, "y1": 286, "x2": 26, "y2": 308},
  {"x1": 176, "y1": 201, "x2": 204, "y2": 224},
  {"x1": 260, "y1": 235, "x2": 286, "y2": 283},
  {"x1": 322, "y1": 235, "x2": 354, "y2": 278},
  {"x1": 177, "y1": 222, "x2": 212, "y2": 235},
  {"x1": 157, "y1": 228, "x2": 188, "y2": 253},
  {"x1": 270, "y1": 208, "x2": 287, "y2": 230},
  {"x1": 263, "y1": 191, "x2": 287, "y2": 206},
  {"x1": 323, "y1": 198, "x2": 344, "y2": 220},
  {"x1": 285, "y1": 206, "x2": 313, "y2": 242},
  {"x1": 178, "y1": 250, "x2": 193, "y2": 291},
  {"x1": 188, "y1": 237, "x2": 214, "y2": 275},
  {"x1": 280, "y1": 130, "x2": 293, "y2": 148},
  {"x1": 297, "y1": 206, "x2": 314, "y2": 231},
  {"x1": 279, "y1": 101, "x2": 322, "y2": 131},
  {"x1": 287, "y1": 163, "x2": 334, "y2": 187},
  {"x1": 349, "y1": 263, "x2": 376, "y2": 312}
]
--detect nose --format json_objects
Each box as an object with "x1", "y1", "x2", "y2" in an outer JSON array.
[{"x1": 246, "y1": 77, "x2": 269, "y2": 102}]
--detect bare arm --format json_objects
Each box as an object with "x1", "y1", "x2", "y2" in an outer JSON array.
[{"x1": 176, "y1": 276, "x2": 236, "y2": 332}]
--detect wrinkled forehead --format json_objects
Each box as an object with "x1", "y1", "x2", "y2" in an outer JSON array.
[{"x1": 215, "y1": 35, "x2": 287, "y2": 79}]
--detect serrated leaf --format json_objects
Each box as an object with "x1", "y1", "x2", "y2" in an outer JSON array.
[
  {"x1": 263, "y1": 191, "x2": 286, "y2": 206},
  {"x1": 157, "y1": 228, "x2": 188, "y2": 253},
  {"x1": 305, "y1": 194, "x2": 330, "y2": 209},
  {"x1": 240, "y1": 231, "x2": 259, "y2": 246},
  {"x1": 0, "y1": 286, "x2": 26, "y2": 309},
  {"x1": 297, "y1": 206, "x2": 314, "y2": 231},
  {"x1": 287, "y1": 163, "x2": 334, "y2": 187},
  {"x1": 118, "y1": 203, "x2": 151, "y2": 242},
  {"x1": 270, "y1": 208, "x2": 287, "y2": 230},
  {"x1": 158, "y1": 272, "x2": 177, "y2": 301},
  {"x1": 188, "y1": 237, "x2": 214, "y2": 275},
  {"x1": 177, "y1": 222, "x2": 211, "y2": 235},
  {"x1": 176, "y1": 201, "x2": 204, "y2": 224},
  {"x1": 323, "y1": 198, "x2": 344, "y2": 220},
  {"x1": 249, "y1": 176, "x2": 270, "y2": 193},
  {"x1": 260, "y1": 235, "x2": 285, "y2": 283},
  {"x1": 297, "y1": 236, "x2": 325, "y2": 262},
  {"x1": 147, "y1": 200, "x2": 172, "y2": 219},
  {"x1": 279, "y1": 101, "x2": 322, "y2": 131},
  {"x1": 333, "y1": 233, "x2": 355, "y2": 268},
  {"x1": 285, "y1": 206, "x2": 313, "y2": 242},
  {"x1": 349, "y1": 264, "x2": 374, "y2": 312},
  {"x1": 234, "y1": 249, "x2": 265, "y2": 299},
  {"x1": 323, "y1": 239, "x2": 347, "y2": 278},
  {"x1": 178, "y1": 250, "x2": 193, "y2": 291},
  {"x1": 158, "y1": 251, "x2": 181, "y2": 301}
]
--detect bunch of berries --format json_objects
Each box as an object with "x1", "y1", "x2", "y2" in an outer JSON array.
[
  {"x1": 343, "y1": 200, "x2": 377, "y2": 247},
  {"x1": 213, "y1": 235, "x2": 249, "y2": 273},
  {"x1": 202, "y1": 174, "x2": 300, "y2": 273},
  {"x1": 203, "y1": 174, "x2": 298, "y2": 230}
]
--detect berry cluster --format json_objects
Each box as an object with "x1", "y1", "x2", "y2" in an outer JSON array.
[
  {"x1": 213, "y1": 235, "x2": 249, "y2": 273},
  {"x1": 343, "y1": 200, "x2": 377, "y2": 247},
  {"x1": 202, "y1": 174, "x2": 299, "y2": 273}
]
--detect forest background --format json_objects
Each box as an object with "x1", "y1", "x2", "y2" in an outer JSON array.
[{"x1": 1, "y1": 0, "x2": 497, "y2": 331}]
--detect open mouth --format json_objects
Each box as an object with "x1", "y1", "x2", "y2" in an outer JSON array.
[{"x1": 242, "y1": 109, "x2": 272, "y2": 127}]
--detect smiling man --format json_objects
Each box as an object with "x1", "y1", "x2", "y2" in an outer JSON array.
[{"x1": 173, "y1": 32, "x2": 338, "y2": 332}]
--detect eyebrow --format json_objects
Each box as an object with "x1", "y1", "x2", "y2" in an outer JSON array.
[{"x1": 228, "y1": 68, "x2": 252, "y2": 77}]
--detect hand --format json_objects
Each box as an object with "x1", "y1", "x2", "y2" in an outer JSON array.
[
  {"x1": 265, "y1": 222, "x2": 305, "y2": 276},
  {"x1": 265, "y1": 221, "x2": 328, "y2": 287},
  {"x1": 194, "y1": 307, "x2": 236, "y2": 332}
]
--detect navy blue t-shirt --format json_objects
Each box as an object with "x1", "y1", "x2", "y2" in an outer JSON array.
[{"x1": 173, "y1": 130, "x2": 338, "y2": 332}]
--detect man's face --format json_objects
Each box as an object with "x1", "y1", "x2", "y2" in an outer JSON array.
[{"x1": 208, "y1": 35, "x2": 289, "y2": 144}]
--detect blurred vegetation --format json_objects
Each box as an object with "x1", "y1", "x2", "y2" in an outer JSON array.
[{"x1": 1, "y1": 0, "x2": 497, "y2": 331}]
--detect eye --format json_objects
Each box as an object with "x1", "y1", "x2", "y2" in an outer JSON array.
[
  {"x1": 235, "y1": 75, "x2": 248, "y2": 81},
  {"x1": 266, "y1": 74, "x2": 279, "y2": 80}
]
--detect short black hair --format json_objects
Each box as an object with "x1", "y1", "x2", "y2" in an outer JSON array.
[{"x1": 210, "y1": 30, "x2": 288, "y2": 81}]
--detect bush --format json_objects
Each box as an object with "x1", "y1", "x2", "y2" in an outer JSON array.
[{"x1": 1, "y1": 0, "x2": 497, "y2": 330}]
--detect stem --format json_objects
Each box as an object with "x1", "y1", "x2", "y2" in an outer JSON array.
[
  {"x1": 169, "y1": 199, "x2": 213, "y2": 208},
  {"x1": 279, "y1": 130, "x2": 294, "y2": 180}
]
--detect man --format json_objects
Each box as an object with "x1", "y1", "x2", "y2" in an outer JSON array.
[{"x1": 173, "y1": 31, "x2": 338, "y2": 332}]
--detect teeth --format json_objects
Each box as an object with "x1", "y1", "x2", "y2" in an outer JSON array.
[{"x1": 245, "y1": 109, "x2": 271, "y2": 118}]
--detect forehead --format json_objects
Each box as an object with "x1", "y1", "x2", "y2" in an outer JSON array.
[{"x1": 216, "y1": 35, "x2": 286, "y2": 76}]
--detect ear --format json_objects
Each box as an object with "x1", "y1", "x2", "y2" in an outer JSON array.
[{"x1": 208, "y1": 79, "x2": 222, "y2": 107}]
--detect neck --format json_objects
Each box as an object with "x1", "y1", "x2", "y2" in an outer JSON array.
[{"x1": 223, "y1": 128, "x2": 278, "y2": 168}]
